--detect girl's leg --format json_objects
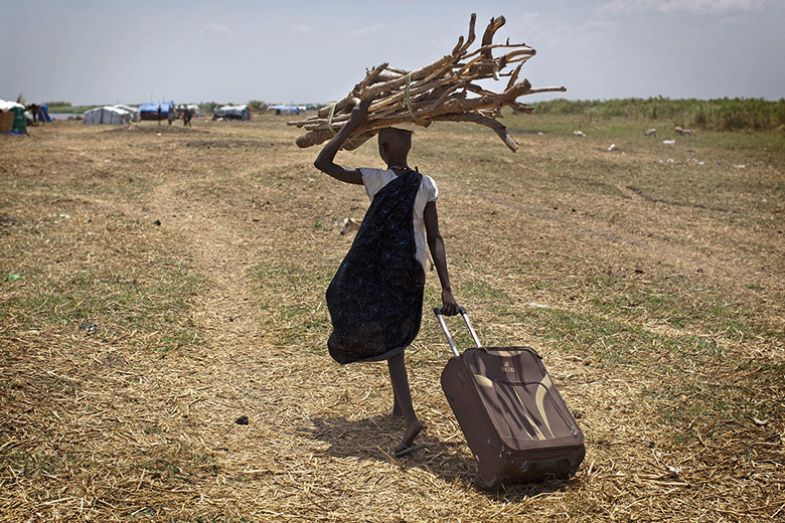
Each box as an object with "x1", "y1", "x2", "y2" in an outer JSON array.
[
  {"x1": 392, "y1": 379, "x2": 403, "y2": 417},
  {"x1": 387, "y1": 352, "x2": 424, "y2": 453},
  {"x1": 392, "y1": 392, "x2": 403, "y2": 417}
]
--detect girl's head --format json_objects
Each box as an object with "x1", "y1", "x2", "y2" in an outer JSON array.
[{"x1": 378, "y1": 127, "x2": 413, "y2": 165}]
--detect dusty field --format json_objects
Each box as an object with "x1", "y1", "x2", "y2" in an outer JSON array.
[{"x1": 1, "y1": 114, "x2": 784, "y2": 522}]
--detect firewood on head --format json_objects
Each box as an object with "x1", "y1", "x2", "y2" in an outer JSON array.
[{"x1": 289, "y1": 13, "x2": 565, "y2": 151}]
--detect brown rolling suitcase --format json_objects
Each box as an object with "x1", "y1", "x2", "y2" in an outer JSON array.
[{"x1": 434, "y1": 307, "x2": 585, "y2": 489}]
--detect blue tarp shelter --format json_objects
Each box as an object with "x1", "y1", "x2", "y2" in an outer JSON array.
[{"x1": 139, "y1": 101, "x2": 174, "y2": 120}]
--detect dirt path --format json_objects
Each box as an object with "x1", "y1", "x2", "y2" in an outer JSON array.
[{"x1": 143, "y1": 178, "x2": 277, "y2": 455}]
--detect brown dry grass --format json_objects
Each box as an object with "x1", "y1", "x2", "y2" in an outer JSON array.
[{"x1": 1, "y1": 114, "x2": 784, "y2": 522}]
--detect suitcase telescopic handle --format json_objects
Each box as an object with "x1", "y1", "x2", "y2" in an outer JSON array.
[{"x1": 433, "y1": 306, "x2": 482, "y2": 357}]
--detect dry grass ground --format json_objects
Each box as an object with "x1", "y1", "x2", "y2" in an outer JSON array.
[{"x1": 1, "y1": 113, "x2": 783, "y2": 522}]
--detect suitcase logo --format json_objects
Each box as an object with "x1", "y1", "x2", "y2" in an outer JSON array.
[{"x1": 473, "y1": 373, "x2": 548, "y2": 441}]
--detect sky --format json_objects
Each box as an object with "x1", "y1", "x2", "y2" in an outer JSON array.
[{"x1": 1, "y1": 0, "x2": 783, "y2": 105}]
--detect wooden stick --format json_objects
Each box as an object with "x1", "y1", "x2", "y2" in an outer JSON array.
[
  {"x1": 452, "y1": 13, "x2": 477, "y2": 56},
  {"x1": 480, "y1": 16, "x2": 506, "y2": 59},
  {"x1": 432, "y1": 113, "x2": 519, "y2": 152}
]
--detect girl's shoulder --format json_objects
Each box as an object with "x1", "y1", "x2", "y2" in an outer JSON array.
[
  {"x1": 359, "y1": 167, "x2": 395, "y2": 199},
  {"x1": 420, "y1": 174, "x2": 439, "y2": 202},
  {"x1": 358, "y1": 167, "x2": 387, "y2": 177}
]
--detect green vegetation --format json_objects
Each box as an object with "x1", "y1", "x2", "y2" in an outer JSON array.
[
  {"x1": 533, "y1": 97, "x2": 785, "y2": 131},
  {"x1": 199, "y1": 101, "x2": 221, "y2": 113},
  {"x1": 46, "y1": 103, "x2": 101, "y2": 114},
  {"x1": 248, "y1": 100, "x2": 268, "y2": 113}
]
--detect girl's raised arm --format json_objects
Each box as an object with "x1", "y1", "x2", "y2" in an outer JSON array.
[{"x1": 313, "y1": 99, "x2": 371, "y2": 185}]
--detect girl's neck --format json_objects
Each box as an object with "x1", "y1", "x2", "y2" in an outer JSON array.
[{"x1": 387, "y1": 161, "x2": 410, "y2": 171}]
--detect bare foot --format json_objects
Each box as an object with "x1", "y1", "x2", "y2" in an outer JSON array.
[{"x1": 394, "y1": 419, "x2": 424, "y2": 456}]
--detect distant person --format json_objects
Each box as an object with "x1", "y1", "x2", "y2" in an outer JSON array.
[
  {"x1": 167, "y1": 105, "x2": 174, "y2": 126},
  {"x1": 313, "y1": 99, "x2": 460, "y2": 457},
  {"x1": 26, "y1": 104, "x2": 40, "y2": 125},
  {"x1": 157, "y1": 105, "x2": 162, "y2": 126},
  {"x1": 38, "y1": 104, "x2": 51, "y2": 124},
  {"x1": 183, "y1": 106, "x2": 193, "y2": 127}
]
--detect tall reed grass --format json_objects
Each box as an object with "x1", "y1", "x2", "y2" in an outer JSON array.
[{"x1": 533, "y1": 97, "x2": 785, "y2": 131}]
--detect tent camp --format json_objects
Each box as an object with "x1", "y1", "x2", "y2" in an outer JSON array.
[
  {"x1": 0, "y1": 100, "x2": 27, "y2": 134},
  {"x1": 139, "y1": 101, "x2": 174, "y2": 121},
  {"x1": 269, "y1": 104, "x2": 302, "y2": 115},
  {"x1": 213, "y1": 104, "x2": 250, "y2": 120},
  {"x1": 83, "y1": 106, "x2": 133, "y2": 125}
]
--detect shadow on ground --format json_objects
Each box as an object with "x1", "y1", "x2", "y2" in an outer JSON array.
[{"x1": 304, "y1": 414, "x2": 576, "y2": 501}]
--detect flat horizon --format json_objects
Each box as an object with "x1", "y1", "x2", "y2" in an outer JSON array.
[{"x1": 2, "y1": 1, "x2": 784, "y2": 106}]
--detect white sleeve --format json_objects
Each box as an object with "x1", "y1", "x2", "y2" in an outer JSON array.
[
  {"x1": 425, "y1": 175, "x2": 439, "y2": 202},
  {"x1": 359, "y1": 168, "x2": 383, "y2": 199}
]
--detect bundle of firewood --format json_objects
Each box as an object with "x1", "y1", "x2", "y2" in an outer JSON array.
[{"x1": 289, "y1": 14, "x2": 565, "y2": 152}]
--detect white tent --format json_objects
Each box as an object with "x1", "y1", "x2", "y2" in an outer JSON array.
[
  {"x1": 83, "y1": 106, "x2": 132, "y2": 125},
  {"x1": 213, "y1": 104, "x2": 250, "y2": 120},
  {"x1": 0, "y1": 100, "x2": 24, "y2": 112},
  {"x1": 112, "y1": 105, "x2": 140, "y2": 121}
]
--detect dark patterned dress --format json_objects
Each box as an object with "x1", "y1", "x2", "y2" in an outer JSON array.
[{"x1": 326, "y1": 169, "x2": 426, "y2": 364}]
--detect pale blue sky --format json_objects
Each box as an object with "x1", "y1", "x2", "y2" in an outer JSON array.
[{"x1": 1, "y1": 0, "x2": 783, "y2": 105}]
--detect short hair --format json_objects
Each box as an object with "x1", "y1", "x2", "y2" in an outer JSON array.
[{"x1": 378, "y1": 127, "x2": 412, "y2": 146}]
